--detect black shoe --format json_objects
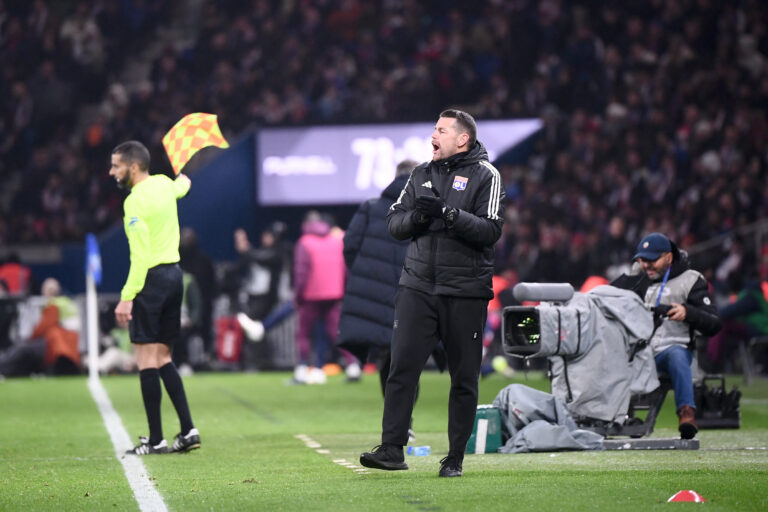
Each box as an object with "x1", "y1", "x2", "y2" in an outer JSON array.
[
  {"x1": 171, "y1": 428, "x2": 201, "y2": 453},
  {"x1": 360, "y1": 444, "x2": 408, "y2": 471},
  {"x1": 126, "y1": 436, "x2": 168, "y2": 455},
  {"x1": 439, "y1": 454, "x2": 463, "y2": 477}
]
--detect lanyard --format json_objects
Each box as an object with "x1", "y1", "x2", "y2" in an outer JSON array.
[{"x1": 654, "y1": 266, "x2": 671, "y2": 307}]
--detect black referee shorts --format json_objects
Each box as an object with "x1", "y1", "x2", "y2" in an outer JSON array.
[{"x1": 130, "y1": 263, "x2": 183, "y2": 346}]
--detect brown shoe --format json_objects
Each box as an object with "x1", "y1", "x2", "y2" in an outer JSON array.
[{"x1": 677, "y1": 405, "x2": 698, "y2": 440}]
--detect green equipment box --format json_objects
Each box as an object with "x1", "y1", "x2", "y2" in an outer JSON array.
[{"x1": 465, "y1": 405, "x2": 502, "y2": 454}]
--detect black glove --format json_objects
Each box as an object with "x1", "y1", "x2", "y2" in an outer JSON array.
[
  {"x1": 415, "y1": 195, "x2": 446, "y2": 218},
  {"x1": 412, "y1": 210, "x2": 431, "y2": 225}
]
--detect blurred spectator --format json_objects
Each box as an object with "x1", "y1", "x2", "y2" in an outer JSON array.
[
  {"x1": 0, "y1": 252, "x2": 33, "y2": 296},
  {"x1": 707, "y1": 279, "x2": 768, "y2": 373},
  {"x1": 337, "y1": 159, "x2": 417, "y2": 390},
  {"x1": 232, "y1": 227, "x2": 282, "y2": 322},
  {"x1": 173, "y1": 270, "x2": 202, "y2": 374},
  {"x1": 595, "y1": 216, "x2": 633, "y2": 281},
  {"x1": 91, "y1": 325, "x2": 135, "y2": 375},
  {"x1": 292, "y1": 210, "x2": 350, "y2": 384},
  {"x1": 89, "y1": 299, "x2": 135, "y2": 375},
  {"x1": 59, "y1": 1, "x2": 104, "y2": 72},
  {"x1": 0, "y1": 278, "x2": 80, "y2": 377},
  {"x1": 179, "y1": 227, "x2": 216, "y2": 356},
  {"x1": 523, "y1": 222, "x2": 566, "y2": 283},
  {"x1": 714, "y1": 237, "x2": 750, "y2": 295},
  {"x1": 0, "y1": 292, "x2": 17, "y2": 351}
]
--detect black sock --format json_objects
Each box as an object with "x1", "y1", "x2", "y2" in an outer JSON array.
[
  {"x1": 159, "y1": 362, "x2": 194, "y2": 435},
  {"x1": 139, "y1": 368, "x2": 163, "y2": 445}
]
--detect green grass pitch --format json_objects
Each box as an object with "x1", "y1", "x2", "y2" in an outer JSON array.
[{"x1": 1, "y1": 371, "x2": 767, "y2": 511}]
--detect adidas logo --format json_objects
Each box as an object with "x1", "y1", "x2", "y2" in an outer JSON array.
[{"x1": 422, "y1": 181, "x2": 433, "y2": 189}]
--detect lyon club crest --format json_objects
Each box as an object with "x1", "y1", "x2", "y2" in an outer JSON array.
[{"x1": 452, "y1": 176, "x2": 468, "y2": 191}]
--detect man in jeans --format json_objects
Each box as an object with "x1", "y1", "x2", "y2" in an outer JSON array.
[{"x1": 613, "y1": 232, "x2": 722, "y2": 439}]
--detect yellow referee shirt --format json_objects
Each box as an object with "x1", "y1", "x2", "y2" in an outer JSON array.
[{"x1": 121, "y1": 174, "x2": 190, "y2": 301}]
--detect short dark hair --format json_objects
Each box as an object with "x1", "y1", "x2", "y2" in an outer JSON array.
[
  {"x1": 112, "y1": 141, "x2": 150, "y2": 171},
  {"x1": 439, "y1": 109, "x2": 477, "y2": 147}
]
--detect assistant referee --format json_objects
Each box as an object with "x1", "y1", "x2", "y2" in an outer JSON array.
[{"x1": 110, "y1": 140, "x2": 200, "y2": 455}]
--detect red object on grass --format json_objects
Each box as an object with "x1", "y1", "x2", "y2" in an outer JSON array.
[{"x1": 667, "y1": 490, "x2": 706, "y2": 502}]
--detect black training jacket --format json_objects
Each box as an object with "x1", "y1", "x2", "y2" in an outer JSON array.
[{"x1": 386, "y1": 141, "x2": 504, "y2": 299}]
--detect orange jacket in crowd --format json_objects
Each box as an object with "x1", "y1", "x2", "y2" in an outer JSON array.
[{"x1": 31, "y1": 304, "x2": 80, "y2": 368}]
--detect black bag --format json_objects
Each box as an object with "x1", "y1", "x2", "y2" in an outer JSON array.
[{"x1": 694, "y1": 375, "x2": 741, "y2": 429}]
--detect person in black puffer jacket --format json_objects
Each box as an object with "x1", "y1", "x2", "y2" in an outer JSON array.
[
  {"x1": 338, "y1": 159, "x2": 446, "y2": 442},
  {"x1": 360, "y1": 109, "x2": 505, "y2": 478},
  {"x1": 337, "y1": 160, "x2": 413, "y2": 368}
]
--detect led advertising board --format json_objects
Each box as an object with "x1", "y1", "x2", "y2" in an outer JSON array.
[{"x1": 257, "y1": 119, "x2": 541, "y2": 205}]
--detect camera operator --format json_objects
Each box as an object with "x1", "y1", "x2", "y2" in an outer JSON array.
[{"x1": 612, "y1": 233, "x2": 721, "y2": 439}]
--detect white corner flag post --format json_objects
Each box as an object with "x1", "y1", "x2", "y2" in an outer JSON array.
[{"x1": 85, "y1": 233, "x2": 102, "y2": 382}]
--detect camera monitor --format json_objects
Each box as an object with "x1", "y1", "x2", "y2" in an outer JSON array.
[{"x1": 502, "y1": 306, "x2": 542, "y2": 357}]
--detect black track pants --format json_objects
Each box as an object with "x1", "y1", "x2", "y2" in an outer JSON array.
[{"x1": 381, "y1": 287, "x2": 487, "y2": 453}]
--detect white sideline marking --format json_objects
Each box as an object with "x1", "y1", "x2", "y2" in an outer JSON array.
[
  {"x1": 296, "y1": 436, "x2": 370, "y2": 474},
  {"x1": 88, "y1": 377, "x2": 168, "y2": 512}
]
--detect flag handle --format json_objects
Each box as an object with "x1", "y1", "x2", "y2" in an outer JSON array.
[{"x1": 86, "y1": 271, "x2": 99, "y2": 381}]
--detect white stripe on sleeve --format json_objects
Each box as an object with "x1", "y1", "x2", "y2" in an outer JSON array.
[
  {"x1": 479, "y1": 160, "x2": 501, "y2": 220},
  {"x1": 390, "y1": 174, "x2": 412, "y2": 210}
]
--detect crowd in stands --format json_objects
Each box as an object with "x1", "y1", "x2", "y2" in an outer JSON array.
[
  {"x1": 1, "y1": 0, "x2": 767, "y2": 302},
  {"x1": 0, "y1": 0, "x2": 171, "y2": 244}
]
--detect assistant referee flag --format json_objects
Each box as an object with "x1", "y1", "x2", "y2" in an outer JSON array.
[{"x1": 162, "y1": 112, "x2": 229, "y2": 175}]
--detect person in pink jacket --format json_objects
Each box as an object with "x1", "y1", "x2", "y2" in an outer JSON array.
[{"x1": 293, "y1": 211, "x2": 358, "y2": 383}]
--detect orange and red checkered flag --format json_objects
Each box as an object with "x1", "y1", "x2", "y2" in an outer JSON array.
[{"x1": 162, "y1": 113, "x2": 230, "y2": 175}]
